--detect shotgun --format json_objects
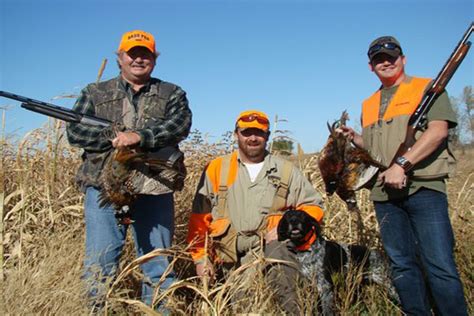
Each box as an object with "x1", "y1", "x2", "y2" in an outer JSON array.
[
  {"x1": 398, "y1": 22, "x2": 473, "y2": 155},
  {"x1": 0, "y1": 90, "x2": 184, "y2": 169},
  {"x1": 0, "y1": 90, "x2": 111, "y2": 127}
]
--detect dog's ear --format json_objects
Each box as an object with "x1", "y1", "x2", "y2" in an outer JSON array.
[
  {"x1": 309, "y1": 214, "x2": 322, "y2": 238},
  {"x1": 277, "y1": 212, "x2": 290, "y2": 241},
  {"x1": 294, "y1": 210, "x2": 323, "y2": 243},
  {"x1": 301, "y1": 212, "x2": 322, "y2": 241}
]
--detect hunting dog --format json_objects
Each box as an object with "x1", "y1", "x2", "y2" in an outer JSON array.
[{"x1": 277, "y1": 210, "x2": 398, "y2": 315}]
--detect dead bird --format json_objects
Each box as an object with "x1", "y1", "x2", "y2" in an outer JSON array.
[
  {"x1": 98, "y1": 147, "x2": 146, "y2": 225},
  {"x1": 98, "y1": 146, "x2": 185, "y2": 224},
  {"x1": 318, "y1": 111, "x2": 386, "y2": 211}
]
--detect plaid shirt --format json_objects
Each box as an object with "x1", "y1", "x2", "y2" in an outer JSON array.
[{"x1": 67, "y1": 76, "x2": 192, "y2": 152}]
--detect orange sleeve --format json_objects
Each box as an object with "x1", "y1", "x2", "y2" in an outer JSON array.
[
  {"x1": 297, "y1": 204, "x2": 324, "y2": 223},
  {"x1": 186, "y1": 213, "x2": 213, "y2": 262},
  {"x1": 267, "y1": 214, "x2": 284, "y2": 232},
  {"x1": 186, "y1": 158, "x2": 221, "y2": 262}
]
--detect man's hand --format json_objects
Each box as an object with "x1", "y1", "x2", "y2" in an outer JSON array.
[
  {"x1": 336, "y1": 126, "x2": 355, "y2": 140},
  {"x1": 378, "y1": 164, "x2": 407, "y2": 189},
  {"x1": 195, "y1": 261, "x2": 215, "y2": 280},
  {"x1": 111, "y1": 131, "x2": 141, "y2": 148},
  {"x1": 335, "y1": 126, "x2": 364, "y2": 149}
]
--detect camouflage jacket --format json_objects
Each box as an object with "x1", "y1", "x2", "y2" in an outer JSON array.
[{"x1": 66, "y1": 76, "x2": 192, "y2": 194}]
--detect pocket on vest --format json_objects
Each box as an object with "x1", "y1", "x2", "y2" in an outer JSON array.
[
  {"x1": 209, "y1": 218, "x2": 231, "y2": 238},
  {"x1": 411, "y1": 153, "x2": 454, "y2": 180}
]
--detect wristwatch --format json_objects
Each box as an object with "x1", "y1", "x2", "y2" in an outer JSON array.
[{"x1": 395, "y1": 156, "x2": 413, "y2": 172}]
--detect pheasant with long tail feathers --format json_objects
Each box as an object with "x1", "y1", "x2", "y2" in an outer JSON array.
[{"x1": 318, "y1": 111, "x2": 386, "y2": 211}]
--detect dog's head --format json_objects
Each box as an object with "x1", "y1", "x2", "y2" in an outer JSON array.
[{"x1": 277, "y1": 210, "x2": 321, "y2": 248}]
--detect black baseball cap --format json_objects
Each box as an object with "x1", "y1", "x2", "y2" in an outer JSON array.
[{"x1": 368, "y1": 36, "x2": 403, "y2": 61}]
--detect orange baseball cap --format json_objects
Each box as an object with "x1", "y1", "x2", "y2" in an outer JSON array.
[
  {"x1": 236, "y1": 110, "x2": 270, "y2": 132},
  {"x1": 118, "y1": 30, "x2": 156, "y2": 55}
]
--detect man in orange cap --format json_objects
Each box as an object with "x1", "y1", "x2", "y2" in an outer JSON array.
[
  {"x1": 187, "y1": 110, "x2": 324, "y2": 314},
  {"x1": 66, "y1": 30, "x2": 192, "y2": 310}
]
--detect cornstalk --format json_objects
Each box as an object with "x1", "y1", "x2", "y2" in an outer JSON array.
[
  {"x1": 45, "y1": 118, "x2": 54, "y2": 222},
  {"x1": 201, "y1": 234, "x2": 210, "y2": 314},
  {"x1": 0, "y1": 108, "x2": 5, "y2": 282},
  {"x1": 96, "y1": 58, "x2": 107, "y2": 84},
  {"x1": 269, "y1": 114, "x2": 278, "y2": 153}
]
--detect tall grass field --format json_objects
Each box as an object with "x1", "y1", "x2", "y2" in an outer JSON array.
[{"x1": 2, "y1": 121, "x2": 472, "y2": 315}]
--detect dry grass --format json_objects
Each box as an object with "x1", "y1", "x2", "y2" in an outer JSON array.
[{"x1": 2, "y1": 122, "x2": 472, "y2": 315}]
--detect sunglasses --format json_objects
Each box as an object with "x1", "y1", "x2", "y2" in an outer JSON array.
[
  {"x1": 239, "y1": 114, "x2": 269, "y2": 124},
  {"x1": 239, "y1": 128, "x2": 268, "y2": 137},
  {"x1": 368, "y1": 42, "x2": 401, "y2": 57}
]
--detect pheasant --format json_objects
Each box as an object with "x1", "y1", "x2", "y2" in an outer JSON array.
[
  {"x1": 318, "y1": 111, "x2": 386, "y2": 211},
  {"x1": 97, "y1": 148, "x2": 139, "y2": 224},
  {"x1": 98, "y1": 146, "x2": 185, "y2": 225}
]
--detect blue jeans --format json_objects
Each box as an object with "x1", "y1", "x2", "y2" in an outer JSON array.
[
  {"x1": 83, "y1": 187, "x2": 175, "y2": 307},
  {"x1": 374, "y1": 188, "x2": 467, "y2": 316}
]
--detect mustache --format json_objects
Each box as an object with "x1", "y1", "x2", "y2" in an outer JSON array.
[{"x1": 246, "y1": 141, "x2": 263, "y2": 146}]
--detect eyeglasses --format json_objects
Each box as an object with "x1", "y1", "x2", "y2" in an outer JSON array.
[
  {"x1": 238, "y1": 114, "x2": 269, "y2": 124},
  {"x1": 368, "y1": 42, "x2": 401, "y2": 57}
]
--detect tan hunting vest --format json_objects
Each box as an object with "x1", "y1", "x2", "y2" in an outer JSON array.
[
  {"x1": 361, "y1": 77, "x2": 455, "y2": 180},
  {"x1": 208, "y1": 152, "x2": 293, "y2": 263}
]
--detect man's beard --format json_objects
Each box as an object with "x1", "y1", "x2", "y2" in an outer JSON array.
[
  {"x1": 245, "y1": 146, "x2": 264, "y2": 158},
  {"x1": 238, "y1": 139, "x2": 265, "y2": 159}
]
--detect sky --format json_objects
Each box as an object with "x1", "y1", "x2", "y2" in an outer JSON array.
[{"x1": 1, "y1": 0, "x2": 473, "y2": 152}]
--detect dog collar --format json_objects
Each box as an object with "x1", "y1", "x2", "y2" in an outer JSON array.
[{"x1": 295, "y1": 227, "x2": 317, "y2": 251}]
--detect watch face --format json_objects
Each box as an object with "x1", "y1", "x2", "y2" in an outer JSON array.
[{"x1": 396, "y1": 156, "x2": 411, "y2": 171}]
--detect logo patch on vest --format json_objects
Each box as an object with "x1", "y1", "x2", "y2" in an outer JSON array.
[{"x1": 393, "y1": 101, "x2": 410, "y2": 107}]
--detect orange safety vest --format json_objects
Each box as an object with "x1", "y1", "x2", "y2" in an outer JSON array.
[
  {"x1": 362, "y1": 77, "x2": 430, "y2": 129},
  {"x1": 187, "y1": 152, "x2": 324, "y2": 263},
  {"x1": 361, "y1": 77, "x2": 454, "y2": 179},
  {"x1": 206, "y1": 151, "x2": 293, "y2": 263}
]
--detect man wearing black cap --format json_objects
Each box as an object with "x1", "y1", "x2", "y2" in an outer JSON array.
[{"x1": 339, "y1": 36, "x2": 467, "y2": 315}]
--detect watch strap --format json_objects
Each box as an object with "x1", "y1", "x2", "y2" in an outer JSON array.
[{"x1": 395, "y1": 156, "x2": 413, "y2": 172}]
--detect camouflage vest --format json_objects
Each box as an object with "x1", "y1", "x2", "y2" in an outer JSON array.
[{"x1": 76, "y1": 76, "x2": 185, "y2": 194}]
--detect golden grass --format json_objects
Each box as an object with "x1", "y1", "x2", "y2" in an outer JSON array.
[{"x1": 2, "y1": 123, "x2": 473, "y2": 315}]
